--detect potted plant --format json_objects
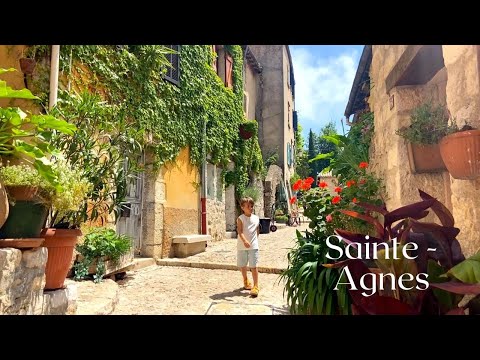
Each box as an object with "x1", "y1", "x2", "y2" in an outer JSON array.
[
  {"x1": 0, "y1": 67, "x2": 76, "y2": 230},
  {"x1": 239, "y1": 119, "x2": 258, "y2": 140},
  {"x1": 41, "y1": 161, "x2": 92, "y2": 290},
  {"x1": 439, "y1": 120, "x2": 480, "y2": 180},
  {"x1": 396, "y1": 102, "x2": 448, "y2": 174},
  {"x1": 0, "y1": 164, "x2": 52, "y2": 239},
  {"x1": 73, "y1": 227, "x2": 132, "y2": 283}
]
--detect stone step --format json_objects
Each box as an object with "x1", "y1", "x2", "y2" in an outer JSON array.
[
  {"x1": 225, "y1": 231, "x2": 237, "y2": 238},
  {"x1": 130, "y1": 257, "x2": 157, "y2": 271},
  {"x1": 72, "y1": 279, "x2": 119, "y2": 315}
]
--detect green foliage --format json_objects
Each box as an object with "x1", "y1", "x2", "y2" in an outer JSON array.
[
  {"x1": 240, "y1": 186, "x2": 261, "y2": 203},
  {"x1": 0, "y1": 163, "x2": 50, "y2": 188},
  {"x1": 26, "y1": 45, "x2": 263, "y2": 220},
  {"x1": 280, "y1": 229, "x2": 351, "y2": 315},
  {"x1": 396, "y1": 102, "x2": 449, "y2": 144},
  {"x1": 276, "y1": 215, "x2": 288, "y2": 223},
  {"x1": 74, "y1": 227, "x2": 132, "y2": 282},
  {"x1": 239, "y1": 119, "x2": 258, "y2": 135},
  {"x1": 293, "y1": 123, "x2": 310, "y2": 179},
  {"x1": 312, "y1": 112, "x2": 375, "y2": 183},
  {"x1": 0, "y1": 68, "x2": 76, "y2": 186}
]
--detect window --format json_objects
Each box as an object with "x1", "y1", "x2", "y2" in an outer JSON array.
[
  {"x1": 287, "y1": 102, "x2": 291, "y2": 129},
  {"x1": 164, "y1": 45, "x2": 180, "y2": 86},
  {"x1": 225, "y1": 52, "x2": 234, "y2": 89}
]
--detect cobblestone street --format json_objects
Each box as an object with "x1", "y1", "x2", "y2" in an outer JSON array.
[{"x1": 112, "y1": 223, "x2": 309, "y2": 315}]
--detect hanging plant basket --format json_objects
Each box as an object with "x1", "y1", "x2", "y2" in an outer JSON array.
[
  {"x1": 440, "y1": 129, "x2": 480, "y2": 180},
  {"x1": 19, "y1": 58, "x2": 36, "y2": 75},
  {"x1": 239, "y1": 120, "x2": 258, "y2": 140}
]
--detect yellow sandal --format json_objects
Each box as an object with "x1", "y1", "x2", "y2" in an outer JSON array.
[
  {"x1": 250, "y1": 286, "x2": 259, "y2": 297},
  {"x1": 244, "y1": 280, "x2": 253, "y2": 290}
]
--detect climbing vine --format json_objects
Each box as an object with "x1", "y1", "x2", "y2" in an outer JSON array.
[{"x1": 26, "y1": 45, "x2": 264, "y2": 198}]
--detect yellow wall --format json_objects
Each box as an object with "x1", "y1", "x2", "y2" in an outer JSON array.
[{"x1": 163, "y1": 147, "x2": 199, "y2": 210}]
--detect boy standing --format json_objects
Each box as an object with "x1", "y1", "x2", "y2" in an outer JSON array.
[{"x1": 237, "y1": 197, "x2": 260, "y2": 297}]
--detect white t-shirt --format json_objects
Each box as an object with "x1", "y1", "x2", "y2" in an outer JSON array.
[{"x1": 237, "y1": 214, "x2": 259, "y2": 250}]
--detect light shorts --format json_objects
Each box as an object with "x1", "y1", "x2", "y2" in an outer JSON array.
[{"x1": 237, "y1": 249, "x2": 259, "y2": 268}]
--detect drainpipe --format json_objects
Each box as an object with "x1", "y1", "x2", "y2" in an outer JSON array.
[
  {"x1": 49, "y1": 45, "x2": 60, "y2": 110},
  {"x1": 201, "y1": 115, "x2": 207, "y2": 234}
]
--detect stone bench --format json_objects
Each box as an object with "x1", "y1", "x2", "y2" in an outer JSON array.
[{"x1": 172, "y1": 234, "x2": 211, "y2": 258}]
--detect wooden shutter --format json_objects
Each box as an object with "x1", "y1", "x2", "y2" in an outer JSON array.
[{"x1": 225, "y1": 53, "x2": 233, "y2": 89}]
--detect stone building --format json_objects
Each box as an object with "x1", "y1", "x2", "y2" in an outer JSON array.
[
  {"x1": 346, "y1": 45, "x2": 480, "y2": 256},
  {"x1": 248, "y1": 45, "x2": 297, "y2": 215}
]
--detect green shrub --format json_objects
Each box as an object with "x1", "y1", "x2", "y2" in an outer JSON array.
[{"x1": 74, "y1": 228, "x2": 132, "y2": 283}]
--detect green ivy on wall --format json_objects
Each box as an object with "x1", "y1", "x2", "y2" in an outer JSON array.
[{"x1": 26, "y1": 45, "x2": 264, "y2": 198}]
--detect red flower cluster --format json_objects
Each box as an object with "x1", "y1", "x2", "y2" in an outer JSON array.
[
  {"x1": 332, "y1": 196, "x2": 341, "y2": 204},
  {"x1": 293, "y1": 177, "x2": 314, "y2": 191},
  {"x1": 359, "y1": 162, "x2": 369, "y2": 169},
  {"x1": 318, "y1": 181, "x2": 328, "y2": 188},
  {"x1": 290, "y1": 196, "x2": 297, "y2": 204},
  {"x1": 334, "y1": 186, "x2": 342, "y2": 193},
  {"x1": 346, "y1": 180, "x2": 356, "y2": 187}
]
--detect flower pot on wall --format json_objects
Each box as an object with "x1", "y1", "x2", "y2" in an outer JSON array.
[
  {"x1": 439, "y1": 130, "x2": 480, "y2": 180},
  {"x1": 239, "y1": 125, "x2": 253, "y2": 140},
  {"x1": 406, "y1": 142, "x2": 446, "y2": 174},
  {"x1": 41, "y1": 228, "x2": 82, "y2": 290},
  {"x1": 19, "y1": 58, "x2": 36, "y2": 75}
]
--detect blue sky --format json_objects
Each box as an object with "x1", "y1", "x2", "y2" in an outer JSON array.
[{"x1": 290, "y1": 45, "x2": 364, "y2": 144}]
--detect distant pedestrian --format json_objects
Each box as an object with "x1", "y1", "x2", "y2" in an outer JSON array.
[{"x1": 237, "y1": 196, "x2": 260, "y2": 297}]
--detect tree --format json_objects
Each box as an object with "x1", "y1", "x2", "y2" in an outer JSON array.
[
  {"x1": 315, "y1": 121, "x2": 338, "y2": 173},
  {"x1": 294, "y1": 123, "x2": 310, "y2": 179},
  {"x1": 307, "y1": 129, "x2": 319, "y2": 179}
]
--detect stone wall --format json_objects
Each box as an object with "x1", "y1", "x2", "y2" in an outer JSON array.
[
  {"x1": 0, "y1": 247, "x2": 76, "y2": 315},
  {"x1": 251, "y1": 172, "x2": 265, "y2": 218},
  {"x1": 207, "y1": 198, "x2": 226, "y2": 242},
  {"x1": 442, "y1": 45, "x2": 480, "y2": 256},
  {"x1": 264, "y1": 165, "x2": 283, "y2": 218},
  {"x1": 163, "y1": 208, "x2": 199, "y2": 258},
  {"x1": 141, "y1": 150, "x2": 165, "y2": 259},
  {"x1": 225, "y1": 162, "x2": 237, "y2": 232},
  {"x1": 369, "y1": 45, "x2": 480, "y2": 256}
]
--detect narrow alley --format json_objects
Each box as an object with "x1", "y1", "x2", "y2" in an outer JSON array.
[{"x1": 109, "y1": 223, "x2": 308, "y2": 315}]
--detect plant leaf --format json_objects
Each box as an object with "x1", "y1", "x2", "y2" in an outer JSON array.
[
  {"x1": 384, "y1": 198, "x2": 436, "y2": 227},
  {"x1": 339, "y1": 210, "x2": 384, "y2": 238},
  {"x1": 430, "y1": 281, "x2": 480, "y2": 295},
  {"x1": 418, "y1": 189, "x2": 454, "y2": 227},
  {"x1": 447, "y1": 252, "x2": 480, "y2": 284}
]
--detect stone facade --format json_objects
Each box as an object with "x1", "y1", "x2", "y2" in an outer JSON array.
[
  {"x1": 0, "y1": 247, "x2": 76, "y2": 315},
  {"x1": 251, "y1": 172, "x2": 265, "y2": 218},
  {"x1": 225, "y1": 162, "x2": 237, "y2": 232},
  {"x1": 366, "y1": 45, "x2": 480, "y2": 256},
  {"x1": 207, "y1": 198, "x2": 226, "y2": 242},
  {"x1": 263, "y1": 165, "x2": 284, "y2": 218},
  {"x1": 249, "y1": 45, "x2": 296, "y2": 211}
]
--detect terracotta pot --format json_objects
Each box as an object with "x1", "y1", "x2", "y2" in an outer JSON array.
[
  {"x1": 41, "y1": 228, "x2": 82, "y2": 290},
  {"x1": 439, "y1": 130, "x2": 480, "y2": 180},
  {"x1": 0, "y1": 182, "x2": 8, "y2": 229},
  {"x1": 19, "y1": 58, "x2": 36, "y2": 75},
  {"x1": 5, "y1": 185, "x2": 39, "y2": 201},
  {"x1": 407, "y1": 143, "x2": 446, "y2": 174}
]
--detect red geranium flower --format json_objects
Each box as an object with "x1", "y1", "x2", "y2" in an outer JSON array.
[
  {"x1": 290, "y1": 196, "x2": 297, "y2": 204},
  {"x1": 293, "y1": 179, "x2": 302, "y2": 191},
  {"x1": 326, "y1": 214, "x2": 333, "y2": 222},
  {"x1": 305, "y1": 177, "x2": 314, "y2": 184},
  {"x1": 346, "y1": 180, "x2": 356, "y2": 187},
  {"x1": 359, "y1": 162, "x2": 369, "y2": 169},
  {"x1": 319, "y1": 181, "x2": 328, "y2": 188},
  {"x1": 352, "y1": 198, "x2": 358, "y2": 203},
  {"x1": 332, "y1": 196, "x2": 341, "y2": 204},
  {"x1": 334, "y1": 186, "x2": 342, "y2": 193}
]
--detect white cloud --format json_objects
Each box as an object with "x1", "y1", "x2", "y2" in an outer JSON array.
[{"x1": 290, "y1": 46, "x2": 360, "y2": 138}]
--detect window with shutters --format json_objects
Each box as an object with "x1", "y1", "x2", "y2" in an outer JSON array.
[
  {"x1": 225, "y1": 53, "x2": 234, "y2": 89},
  {"x1": 164, "y1": 45, "x2": 180, "y2": 86}
]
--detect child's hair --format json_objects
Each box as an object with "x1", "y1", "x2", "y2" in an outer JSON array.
[{"x1": 240, "y1": 197, "x2": 255, "y2": 207}]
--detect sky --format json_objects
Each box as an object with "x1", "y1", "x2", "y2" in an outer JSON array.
[{"x1": 289, "y1": 45, "x2": 364, "y2": 144}]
